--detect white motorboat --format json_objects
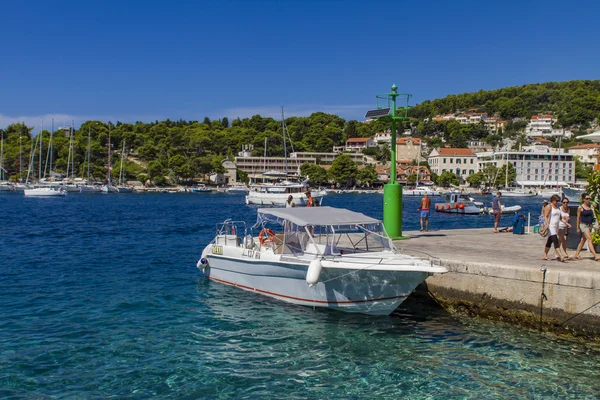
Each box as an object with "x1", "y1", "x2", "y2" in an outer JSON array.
[
  {"x1": 484, "y1": 204, "x2": 522, "y2": 215},
  {"x1": 403, "y1": 186, "x2": 441, "y2": 196},
  {"x1": 246, "y1": 180, "x2": 326, "y2": 206},
  {"x1": 80, "y1": 184, "x2": 102, "y2": 193},
  {"x1": 101, "y1": 185, "x2": 119, "y2": 193},
  {"x1": 499, "y1": 189, "x2": 537, "y2": 197},
  {"x1": 0, "y1": 182, "x2": 15, "y2": 192},
  {"x1": 197, "y1": 207, "x2": 447, "y2": 315},
  {"x1": 434, "y1": 193, "x2": 481, "y2": 215},
  {"x1": 24, "y1": 187, "x2": 66, "y2": 197},
  {"x1": 226, "y1": 184, "x2": 249, "y2": 194},
  {"x1": 116, "y1": 186, "x2": 133, "y2": 193}
]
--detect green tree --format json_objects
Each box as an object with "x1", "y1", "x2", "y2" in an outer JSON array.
[
  {"x1": 575, "y1": 156, "x2": 593, "y2": 180},
  {"x1": 406, "y1": 173, "x2": 418, "y2": 185},
  {"x1": 300, "y1": 162, "x2": 329, "y2": 185},
  {"x1": 437, "y1": 171, "x2": 459, "y2": 187},
  {"x1": 495, "y1": 163, "x2": 517, "y2": 187},
  {"x1": 356, "y1": 164, "x2": 378, "y2": 186},
  {"x1": 481, "y1": 163, "x2": 498, "y2": 186},
  {"x1": 329, "y1": 154, "x2": 357, "y2": 186},
  {"x1": 237, "y1": 168, "x2": 249, "y2": 183},
  {"x1": 466, "y1": 171, "x2": 486, "y2": 187}
]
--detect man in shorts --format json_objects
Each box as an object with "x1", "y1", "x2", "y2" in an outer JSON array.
[
  {"x1": 492, "y1": 192, "x2": 502, "y2": 232},
  {"x1": 419, "y1": 194, "x2": 431, "y2": 232}
]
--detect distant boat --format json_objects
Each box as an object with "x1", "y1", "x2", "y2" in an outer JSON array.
[
  {"x1": 434, "y1": 192, "x2": 480, "y2": 214},
  {"x1": 403, "y1": 186, "x2": 441, "y2": 196},
  {"x1": 499, "y1": 189, "x2": 536, "y2": 197},
  {"x1": 485, "y1": 204, "x2": 522, "y2": 215},
  {"x1": 191, "y1": 184, "x2": 212, "y2": 193},
  {"x1": 116, "y1": 140, "x2": 133, "y2": 193},
  {"x1": 24, "y1": 187, "x2": 66, "y2": 197},
  {"x1": 226, "y1": 184, "x2": 249, "y2": 194}
]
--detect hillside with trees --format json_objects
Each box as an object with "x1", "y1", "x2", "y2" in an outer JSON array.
[{"x1": 2, "y1": 80, "x2": 600, "y2": 185}]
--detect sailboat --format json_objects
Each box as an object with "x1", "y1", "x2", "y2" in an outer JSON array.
[
  {"x1": 80, "y1": 127, "x2": 101, "y2": 193},
  {"x1": 101, "y1": 124, "x2": 118, "y2": 193},
  {"x1": 403, "y1": 140, "x2": 440, "y2": 196},
  {"x1": 116, "y1": 140, "x2": 132, "y2": 193},
  {"x1": 25, "y1": 120, "x2": 67, "y2": 197}
]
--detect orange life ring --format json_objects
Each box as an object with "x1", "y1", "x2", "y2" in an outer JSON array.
[{"x1": 259, "y1": 228, "x2": 276, "y2": 246}]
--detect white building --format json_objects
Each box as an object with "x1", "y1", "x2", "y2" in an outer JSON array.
[
  {"x1": 525, "y1": 114, "x2": 572, "y2": 138},
  {"x1": 455, "y1": 113, "x2": 487, "y2": 125},
  {"x1": 477, "y1": 149, "x2": 575, "y2": 188},
  {"x1": 373, "y1": 131, "x2": 392, "y2": 144},
  {"x1": 345, "y1": 137, "x2": 377, "y2": 152},
  {"x1": 290, "y1": 152, "x2": 369, "y2": 165},
  {"x1": 567, "y1": 143, "x2": 600, "y2": 165},
  {"x1": 428, "y1": 148, "x2": 478, "y2": 181},
  {"x1": 234, "y1": 156, "x2": 313, "y2": 175}
]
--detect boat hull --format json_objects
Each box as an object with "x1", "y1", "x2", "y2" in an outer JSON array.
[
  {"x1": 201, "y1": 254, "x2": 428, "y2": 315},
  {"x1": 24, "y1": 188, "x2": 66, "y2": 197},
  {"x1": 246, "y1": 190, "x2": 327, "y2": 206},
  {"x1": 499, "y1": 191, "x2": 536, "y2": 197}
]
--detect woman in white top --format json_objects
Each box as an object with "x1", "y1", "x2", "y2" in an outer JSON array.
[
  {"x1": 285, "y1": 195, "x2": 295, "y2": 208},
  {"x1": 543, "y1": 194, "x2": 570, "y2": 262},
  {"x1": 557, "y1": 197, "x2": 571, "y2": 258}
]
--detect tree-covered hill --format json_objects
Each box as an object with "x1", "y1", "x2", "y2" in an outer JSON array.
[{"x1": 408, "y1": 80, "x2": 600, "y2": 127}]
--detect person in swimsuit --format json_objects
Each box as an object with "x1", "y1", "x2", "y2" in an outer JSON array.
[
  {"x1": 543, "y1": 194, "x2": 569, "y2": 262},
  {"x1": 419, "y1": 194, "x2": 431, "y2": 232},
  {"x1": 492, "y1": 192, "x2": 502, "y2": 232},
  {"x1": 306, "y1": 191, "x2": 314, "y2": 207},
  {"x1": 575, "y1": 193, "x2": 600, "y2": 260}
]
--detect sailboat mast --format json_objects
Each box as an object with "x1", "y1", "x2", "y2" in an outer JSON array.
[
  {"x1": 281, "y1": 106, "x2": 288, "y2": 175},
  {"x1": 119, "y1": 140, "x2": 126, "y2": 185},
  {"x1": 39, "y1": 120, "x2": 43, "y2": 180},
  {"x1": 66, "y1": 127, "x2": 71, "y2": 180},
  {"x1": 19, "y1": 132, "x2": 22, "y2": 182},
  {"x1": 106, "y1": 123, "x2": 111, "y2": 184},
  {"x1": 263, "y1": 137, "x2": 267, "y2": 172},
  {"x1": 50, "y1": 118, "x2": 54, "y2": 175},
  {"x1": 71, "y1": 121, "x2": 75, "y2": 180},
  {"x1": 87, "y1": 128, "x2": 91, "y2": 183},
  {"x1": 557, "y1": 132, "x2": 562, "y2": 189},
  {"x1": 505, "y1": 151, "x2": 508, "y2": 188},
  {"x1": 0, "y1": 129, "x2": 3, "y2": 181}
]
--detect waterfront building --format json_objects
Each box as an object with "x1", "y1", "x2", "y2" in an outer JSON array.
[
  {"x1": 477, "y1": 149, "x2": 575, "y2": 187},
  {"x1": 428, "y1": 148, "x2": 478, "y2": 181},
  {"x1": 289, "y1": 152, "x2": 369, "y2": 165},
  {"x1": 432, "y1": 113, "x2": 456, "y2": 121},
  {"x1": 344, "y1": 137, "x2": 377, "y2": 152},
  {"x1": 234, "y1": 156, "x2": 313, "y2": 175},
  {"x1": 395, "y1": 137, "x2": 422, "y2": 162},
  {"x1": 375, "y1": 164, "x2": 432, "y2": 184},
  {"x1": 567, "y1": 143, "x2": 600, "y2": 165}
]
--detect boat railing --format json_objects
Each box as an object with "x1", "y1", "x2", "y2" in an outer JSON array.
[
  {"x1": 215, "y1": 220, "x2": 247, "y2": 247},
  {"x1": 394, "y1": 247, "x2": 442, "y2": 267}
]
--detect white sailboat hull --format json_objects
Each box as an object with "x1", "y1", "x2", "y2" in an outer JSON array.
[
  {"x1": 101, "y1": 185, "x2": 119, "y2": 193},
  {"x1": 499, "y1": 190, "x2": 536, "y2": 197},
  {"x1": 24, "y1": 188, "x2": 66, "y2": 197},
  {"x1": 246, "y1": 190, "x2": 327, "y2": 206},
  {"x1": 201, "y1": 252, "x2": 431, "y2": 315},
  {"x1": 403, "y1": 188, "x2": 441, "y2": 196}
]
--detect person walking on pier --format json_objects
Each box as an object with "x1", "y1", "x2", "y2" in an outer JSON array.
[
  {"x1": 557, "y1": 197, "x2": 572, "y2": 259},
  {"x1": 492, "y1": 192, "x2": 502, "y2": 233},
  {"x1": 543, "y1": 194, "x2": 568, "y2": 262},
  {"x1": 418, "y1": 194, "x2": 431, "y2": 232},
  {"x1": 574, "y1": 193, "x2": 600, "y2": 261}
]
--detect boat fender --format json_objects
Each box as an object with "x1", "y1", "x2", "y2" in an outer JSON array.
[
  {"x1": 306, "y1": 259, "x2": 323, "y2": 287},
  {"x1": 459, "y1": 203, "x2": 464, "y2": 209},
  {"x1": 197, "y1": 257, "x2": 208, "y2": 270},
  {"x1": 435, "y1": 204, "x2": 438, "y2": 210},
  {"x1": 244, "y1": 235, "x2": 255, "y2": 249},
  {"x1": 454, "y1": 203, "x2": 459, "y2": 209},
  {"x1": 447, "y1": 204, "x2": 451, "y2": 210}
]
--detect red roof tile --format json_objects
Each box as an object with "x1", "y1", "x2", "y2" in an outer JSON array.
[
  {"x1": 396, "y1": 137, "x2": 421, "y2": 145},
  {"x1": 436, "y1": 148, "x2": 476, "y2": 156},
  {"x1": 346, "y1": 137, "x2": 370, "y2": 143}
]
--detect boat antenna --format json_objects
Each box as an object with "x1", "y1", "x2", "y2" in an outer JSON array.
[{"x1": 281, "y1": 106, "x2": 288, "y2": 175}]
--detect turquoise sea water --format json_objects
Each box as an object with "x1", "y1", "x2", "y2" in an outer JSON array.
[{"x1": 1, "y1": 193, "x2": 599, "y2": 399}]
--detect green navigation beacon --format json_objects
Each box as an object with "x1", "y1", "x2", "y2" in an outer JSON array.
[{"x1": 365, "y1": 84, "x2": 412, "y2": 240}]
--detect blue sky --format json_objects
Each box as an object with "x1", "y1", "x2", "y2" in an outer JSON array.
[{"x1": 1, "y1": 0, "x2": 598, "y2": 130}]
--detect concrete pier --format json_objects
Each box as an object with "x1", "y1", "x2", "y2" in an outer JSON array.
[{"x1": 395, "y1": 228, "x2": 600, "y2": 339}]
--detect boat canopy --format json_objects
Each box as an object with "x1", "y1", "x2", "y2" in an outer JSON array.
[{"x1": 256, "y1": 206, "x2": 379, "y2": 227}]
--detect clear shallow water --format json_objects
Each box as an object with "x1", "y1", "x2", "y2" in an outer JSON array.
[{"x1": 1, "y1": 193, "x2": 598, "y2": 399}]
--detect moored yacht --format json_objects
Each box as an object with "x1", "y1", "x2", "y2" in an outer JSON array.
[
  {"x1": 24, "y1": 186, "x2": 67, "y2": 197},
  {"x1": 197, "y1": 207, "x2": 447, "y2": 315}
]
